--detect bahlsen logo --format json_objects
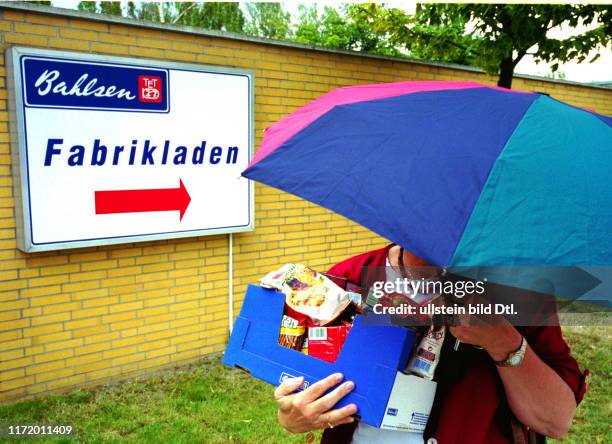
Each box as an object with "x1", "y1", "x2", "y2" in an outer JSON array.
[{"x1": 22, "y1": 56, "x2": 169, "y2": 113}]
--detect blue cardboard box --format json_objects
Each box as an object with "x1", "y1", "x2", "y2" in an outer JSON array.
[{"x1": 223, "y1": 284, "x2": 423, "y2": 428}]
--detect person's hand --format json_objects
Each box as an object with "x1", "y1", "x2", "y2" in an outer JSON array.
[
  {"x1": 450, "y1": 292, "x2": 522, "y2": 361},
  {"x1": 274, "y1": 373, "x2": 357, "y2": 433},
  {"x1": 450, "y1": 322, "x2": 522, "y2": 361}
]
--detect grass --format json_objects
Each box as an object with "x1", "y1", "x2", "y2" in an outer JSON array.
[
  {"x1": 0, "y1": 326, "x2": 609, "y2": 443},
  {"x1": 0, "y1": 356, "x2": 304, "y2": 444},
  {"x1": 555, "y1": 326, "x2": 611, "y2": 444}
]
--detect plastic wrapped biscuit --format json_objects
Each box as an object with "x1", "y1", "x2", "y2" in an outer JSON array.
[{"x1": 261, "y1": 264, "x2": 351, "y2": 325}]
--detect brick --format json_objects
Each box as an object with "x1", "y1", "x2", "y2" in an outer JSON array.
[
  {"x1": 3, "y1": 10, "x2": 25, "y2": 21},
  {"x1": 138, "y1": 37, "x2": 172, "y2": 50},
  {"x1": 14, "y1": 23, "x2": 57, "y2": 36},
  {"x1": 0, "y1": 337, "x2": 30, "y2": 352},
  {"x1": 83, "y1": 331, "x2": 119, "y2": 345},
  {"x1": 40, "y1": 264, "x2": 80, "y2": 276},
  {"x1": 0, "y1": 299, "x2": 27, "y2": 311},
  {"x1": 0, "y1": 348, "x2": 24, "y2": 361},
  {"x1": 81, "y1": 259, "x2": 118, "y2": 271},
  {"x1": 26, "y1": 359, "x2": 66, "y2": 376},
  {"x1": 5, "y1": 33, "x2": 48, "y2": 46},
  {"x1": 129, "y1": 46, "x2": 165, "y2": 59},
  {"x1": 142, "y1": 262, "x2": 173, "y2": 273},
  {"x1": 69, "y1": 270, "x2": 107, "y2": 283},
  {"x1": 137, "y1": 321, "x2": 170, "y2": 335},
  {"x1": 111, "y1": 352, "x2": 146, "y2": 367},
  {"x1": 145, "y1": 345, "x2": 176, "y2": 359},
  {"x1": 47, "y1": 374, "x2": 85, "y2": 390},
  {"x1": 164, "y1": 50, "x2": 197, "y2": 62},
  {"x1": 99, "y1": 33, "x2": 137, "y2": 45},
  {"x1": 101, "y1": 276, "x2": 136, "y2": 287},
  {"x1": 111, "y1": 336, "x2": 144, "y2": 348},
  {"x1": 111, "y1": 318, "x2": 145, "y2": 331},
  {"x1": 72, "y1": 325, "x2": 108, "y2": 338},
  {"x1": 0, "y1": 376, "x2": 35, "y2": 391},
  {"x1": 0, "y1": 355, "x2": 32, "y2": 372},
  {"x1": 108, "y1": 266, "x2": 142, "y2": 278},
  {"x1": 60, "y1": 28, "x2": 98, "y2": 41},
  {"x1": 35, "y1": 367, "x2": 74, "y2": 383},
  {"x1": 34, "y1": 349, "x2": 74, "y2": 364},
  {"x1": 69, "y1": 18, "x2": 109, "y2": 32},
  {"x1": 45, "y1": 337, "x2": 83, "y2": 352},
  {"x1": 91, "y1": 42, "x2": 130, "y2": 55},
  {"x1": 84, "y1": 366, "x2": 121, "y2": 381},
  {"x1": 0, "y1": 310, "x2": 22, "y2": 322},
  {"x1": 102, "y1": 311, "x2": 136, "y2": 324},
  {"x1": 103, "y1": 345, "x2": 138, "y2": 359},
  {"x1": 28, "y1": 274, "x2": 70, "y2": 288},
  {"x1": 30, "y1": 312, "x2": 70, "y2": 326},
  {"x1": 108, "y1": 247, "x2": 142, "y2": 258},
  {"x1": 0, "y1": 330, "x2": 20, "y2": 342},
  {"x1": 109, "y1": 301, "x2": 142, "y2": 313},
  {"x1": 64, "y1": 317, "x2": 101, "y2": 331},
  {"x1": 70, "y1": 288, "x2": 107, "y2": 300},
  {"x1": 0, "y1": 368, "x2": 25, "y2": 382},
  {"x1": 0, "y1": 279, "x2": 26, "y2": 292},
  {"x1": 74, "y1": 340, "x2": 109, "y2": 356},
  {"x1": 172, "y1": 41, "x2": 202, "y2": 53},
  {"x1": 71, "y1": 306, "x2": 108, "y2": 320}
]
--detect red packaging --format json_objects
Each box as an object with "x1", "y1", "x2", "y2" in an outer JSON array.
[{"x1": 307, "y1": 324, "x2": 352, "y2": 363}]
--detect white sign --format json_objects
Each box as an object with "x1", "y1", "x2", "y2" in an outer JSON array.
[{"x1": 7, "y1": 47, "x2": 253, "y2": 252}]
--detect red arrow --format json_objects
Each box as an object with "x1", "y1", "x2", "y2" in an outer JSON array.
[{"x1": 95, "y1": 179, "x2": 191, "y2": 221}]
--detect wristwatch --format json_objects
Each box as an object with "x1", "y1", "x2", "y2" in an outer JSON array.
[{"x1": 494, "y1": 336, "x2": 527, "y2": 367}]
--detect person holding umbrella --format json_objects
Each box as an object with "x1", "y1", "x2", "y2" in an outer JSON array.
[
  {"x1": 243, "y1": 81, "x2": 607, "y2": 443},
  {"x1": 273, "y1": 245, "x2": 587, "y2": 443}
]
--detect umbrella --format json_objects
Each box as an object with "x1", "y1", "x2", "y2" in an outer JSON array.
[{"x1": 243, "y1": 81, "x2": 612, "y2": 267}]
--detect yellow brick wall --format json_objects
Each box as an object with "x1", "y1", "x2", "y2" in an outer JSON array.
[{"x1": 1, "y1": 7, "x2": 611, "y2": 401}]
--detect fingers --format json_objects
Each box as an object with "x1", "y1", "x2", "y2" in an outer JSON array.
[
  {"x1": 333, "y1": 415, "x2": 357, "y2": 427},
  {"x1": 300, "y1": 373, "x2": 344, "y2": 403},
  {"x1": 318, "y1": 403, "x2": 358, "y2": 427},
  {"x1": 275, "y1": 373, "x2": 358, "y2": 433},
  {"x1": 274, "y1": 376, "x2": 304, "y2": 400},
  {"x1": 311, "y1": 380, "x2": 355, "y2": 413},
  {"x1": 454, "y1": 311, "x2": 471, "y2": 327},
  {"x1": 450, "y1": 326, "x2": 473, "y2": 345}
]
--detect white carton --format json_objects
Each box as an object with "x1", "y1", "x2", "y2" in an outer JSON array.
[{"x1": 381, "y1": 372, "x2": 437, "y2": 433}]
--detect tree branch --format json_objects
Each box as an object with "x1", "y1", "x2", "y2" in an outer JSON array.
[{"x1": 173, "y1": 2, "x2": 196, "y2": 25}]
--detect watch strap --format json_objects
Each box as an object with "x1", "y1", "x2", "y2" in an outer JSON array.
[{"x1": 494, "y1": 336, "x2": 527, "y2": 367}]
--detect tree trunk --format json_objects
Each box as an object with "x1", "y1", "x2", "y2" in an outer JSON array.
[{"x1": 497, "y1": 57, "x2": 515, "y2": 89}]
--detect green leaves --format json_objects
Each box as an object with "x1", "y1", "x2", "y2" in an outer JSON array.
[
  {"x1": 74, "y1": 2, "x2": 610, "y2": 89},
  {"x1": 244, "y1": 3, "x2": 291, "y2": 40},
  {"x1": 368, "y1": 3, "x2": 611, "y2": 88},
  {"x1": 292, "y1": 4, "x2": 400, "y2": 56}
]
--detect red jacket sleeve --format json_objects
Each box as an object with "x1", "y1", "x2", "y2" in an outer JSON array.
[{"x1": 520, "y1": 325, "x2": 588, "y2": 404}]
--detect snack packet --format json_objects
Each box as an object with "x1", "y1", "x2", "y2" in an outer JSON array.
[
  {"x1": 300, "y1": 337, "x2": 308, "y2": 355},
  {"x1": 261, "y1": 264, "x2": 351, "y2": 325},
  {"x1": 278, "y1": 315, "x2": 306, "y2": 350},
  {"x1": 307, "y1": 324, "x2": 351, "y2": 363},
  {"x1": 406, "y1": 325, "x2": 445, "y2": 380}
]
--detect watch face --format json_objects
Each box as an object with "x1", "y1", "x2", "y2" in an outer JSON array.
[{"x1": 510, "y1": 355, "x2": 521, "y2": 366}]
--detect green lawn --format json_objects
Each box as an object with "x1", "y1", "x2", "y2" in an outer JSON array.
[{"x1": 0, "y1": 326, "x2": 609, "y2": 443}]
